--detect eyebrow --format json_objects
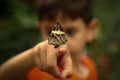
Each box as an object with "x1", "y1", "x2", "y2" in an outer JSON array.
[{"x1": 64, "y1": 26, "x2": 76, "y2": 30}]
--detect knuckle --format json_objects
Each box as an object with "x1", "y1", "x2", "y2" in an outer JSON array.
[
  {"x1": 39, "y1": 65, "x2": 46, "y2": 71},
  {"x1": 46, "y1": 63, "x2": 55, "y2": 70},
  {"x1": 46, "y1": 68, "x2": 60, "y2": 78},
  {"x1": 46, "y1": 63, "x2": 60, "y2": 78}
]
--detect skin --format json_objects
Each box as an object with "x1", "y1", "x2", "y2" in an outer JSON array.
[{"x1": 0, "y1": 12, "x2": 98, "y2": 80}]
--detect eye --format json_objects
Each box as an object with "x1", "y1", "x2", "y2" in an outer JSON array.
[{"x1": 65, "y1": 28, "x2": 77, "y2": 36}]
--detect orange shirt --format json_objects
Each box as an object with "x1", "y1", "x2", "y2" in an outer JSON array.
[{"x1": 27, "y1": 55, "x2": 98, "y2": 80}]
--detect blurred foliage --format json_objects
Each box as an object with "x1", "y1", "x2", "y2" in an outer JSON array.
[
  {"x1": 0, "y1": 0, "x2": 37, "y2": 28},
  {"x1": 0, "y1": 0, "x2": 41, "y2": 64},
  {"x1": 0, "y1": 28, "x2": 41, "y2": 64},
  {"x1": 91, "y1": 0, "x2": 120, "y2": 80},
  {"x1": 0, "y1": 0, "x2": 120, "y2": 80}
]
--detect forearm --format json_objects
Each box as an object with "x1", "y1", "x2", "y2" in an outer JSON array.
[{"x1": 0, "y1": 48, "x2": 35, "y2": 80}]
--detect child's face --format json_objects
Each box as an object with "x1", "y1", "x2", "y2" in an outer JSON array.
[{"x1": 38, "y1": 14, "x2": 98, "y2": 56}]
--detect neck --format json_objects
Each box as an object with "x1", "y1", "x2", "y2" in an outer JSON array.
[
  {"x1": 71, "y1": 51, "x2": 83, "y2": 65},
  {"x1": 71, "y1": 52, "x2": 89, "y2": 79}
]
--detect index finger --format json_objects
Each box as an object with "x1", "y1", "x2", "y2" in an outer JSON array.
[
  {"x1": 58, "y1": 45, "x2": 73, "y2": 79},
  {"x1": 46, "y1": 45, "x2": 61, "y2": 78}
]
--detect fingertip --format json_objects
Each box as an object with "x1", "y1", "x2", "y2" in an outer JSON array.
[{"x1": 58, "y1": 45, "x2": 67, "y2": 55}]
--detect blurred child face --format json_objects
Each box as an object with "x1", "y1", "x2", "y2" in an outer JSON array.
[{"x1": 39, "y1": 13, "x2": 98, "y2": 58}]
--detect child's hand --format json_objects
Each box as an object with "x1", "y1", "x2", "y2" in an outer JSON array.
[{"x1": 32, "y1": 40, "x2": 72, "y2": 79}]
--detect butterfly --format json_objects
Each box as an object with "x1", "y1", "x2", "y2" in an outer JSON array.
[{"x1": 48, "y1": 22, "x2": 68, "y2": 48}]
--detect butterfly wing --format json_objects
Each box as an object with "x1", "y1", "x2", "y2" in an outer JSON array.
[{"x1": 48, "y1": 22, "x2": 67, "y2": 48}]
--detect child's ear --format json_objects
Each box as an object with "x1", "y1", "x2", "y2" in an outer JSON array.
[{"x1": 86, "y1": 18, "x2": 99, "y2": 42}]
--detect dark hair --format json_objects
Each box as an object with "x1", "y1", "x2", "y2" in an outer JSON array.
[{"x1": 37, "y1": 0, "x2": 93, "y2": 24}]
